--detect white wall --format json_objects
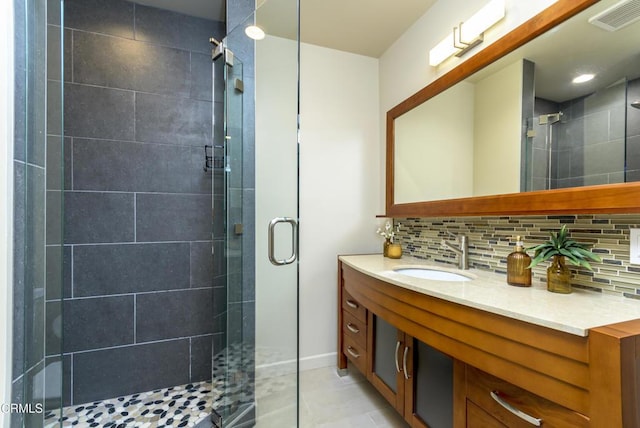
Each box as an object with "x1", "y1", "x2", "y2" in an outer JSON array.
[
  {"x1": 395, "y1": 82, "x2": 475, "y2": 203},
  {"x1": 298, "y1": 43, "x2": 380, "y2": 365},
  {"x1": 1, "y1": 0, "x2": 14, "y2": 424},
  {"x1": 473, "y1": 59, "x2": 523, "y2": 196}
]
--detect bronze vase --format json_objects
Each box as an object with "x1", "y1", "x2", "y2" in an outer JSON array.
[
  {"x1": 546, "y1": 255, "x2": 572, "y2": 294},
  {"x1": 383, "y1": 239, "x2": 391, "y2": 257}
]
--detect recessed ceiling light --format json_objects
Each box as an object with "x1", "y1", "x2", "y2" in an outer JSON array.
[
  {"x1": 245, "y1": 25, "x2": 266, "y2": 40},
  {"x1": 572, "y1": 74, "x2": 595, "y2": 84}
]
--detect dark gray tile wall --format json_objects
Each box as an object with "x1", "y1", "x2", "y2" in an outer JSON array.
[
  {"x1": 627, "y1": 77, "x2": 640, "y2": 181},
  {"x1": 62, "y1": 0, "x2": 224, "y2": 405}
]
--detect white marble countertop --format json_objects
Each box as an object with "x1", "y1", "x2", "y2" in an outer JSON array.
[{"x1": 339, "y1": 254, "x2": 640, "y2": 337}]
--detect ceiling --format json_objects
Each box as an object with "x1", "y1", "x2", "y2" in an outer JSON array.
[
  {"x1": 134, "y1": 0, "x2": 437, "y2": 58},
  {"x1": 468, "y1": 0, "x2": 640, "y2": 103}
]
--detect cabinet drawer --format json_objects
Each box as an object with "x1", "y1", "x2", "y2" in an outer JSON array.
[
  {"x1": 342, "y1": 290, "x2": 366, "y2": 322},
  {"x1": 343, "y1": 334, "x2": 367, "y2": 374},
  {"x1": 466, "y1": 366, "x2": 589, "y2": 428},
  {"x1": 342, "y1": 311, "x2": 367, "y2": 349}
]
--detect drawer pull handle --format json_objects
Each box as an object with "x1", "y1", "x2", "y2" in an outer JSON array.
[
  {"x1": 346, "y1": 300, "x2": 358, "y2": 309},
  {"x1": 346, "y1": 346, "x2": 360, "y2": 359},
  {"x1": 403, "y1": 346, "x2": 411, "y2": 379},
  {"x1": 346, "y1": 323, "x2": 360, "y2": 334},
  {"x1": 490, "y1": 391, "x2": 542, "y2": 426},
  {"x1": 395, "y1": 341, "x2": 401, "y2": 373}
]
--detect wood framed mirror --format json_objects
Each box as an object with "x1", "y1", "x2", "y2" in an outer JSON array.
[{"x1": 385, "y1": 0, "x2": 640, "y2": 217}]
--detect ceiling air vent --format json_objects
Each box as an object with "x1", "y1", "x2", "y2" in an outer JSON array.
[{"x1": 588, "y1": 0, "x2": 640, "y2": 31}]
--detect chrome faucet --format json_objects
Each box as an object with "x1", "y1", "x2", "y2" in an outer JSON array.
[{"x1": 441, "y1": 232, "x2": 469, "y2": 270}]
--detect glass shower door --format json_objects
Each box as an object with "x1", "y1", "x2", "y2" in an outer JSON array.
[{"x1": 212, "y1": 0, "x2": 300, "y2": 425}]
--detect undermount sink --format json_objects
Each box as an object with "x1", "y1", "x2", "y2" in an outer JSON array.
[{"x1": 394, "y1": 267, "x2": 472, "y2": 282}]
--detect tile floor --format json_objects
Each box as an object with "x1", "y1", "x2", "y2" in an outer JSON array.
[
  {"x1": 44, "y1": 364, "x2": 407, "y2": 427},
  {"x1": 256, "y1": 366, "x2": 408, "y2": 427}
]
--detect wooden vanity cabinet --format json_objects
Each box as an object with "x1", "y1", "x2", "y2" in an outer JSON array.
[
  {"x1": 459, "y1": 364, "x2": 589, "y2": 427},
  {"x1": 339, "y1": 263, "x2": 454, "y2": 428},
  {"x1": 338, "y1": 259, "x2": 640, "y2": 426}
]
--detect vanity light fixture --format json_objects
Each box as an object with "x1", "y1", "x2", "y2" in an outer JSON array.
[
  {"x1": 429, "y1": 0, "x2": 505, "y2": 67},
  {"x1": 572, "y1": 73, "x2": 595, "y2": 84},
  {"x1": 245, "y1": 25, "x2": 266, "y2": 40}
]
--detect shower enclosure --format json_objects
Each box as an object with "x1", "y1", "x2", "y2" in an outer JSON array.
[
  {"x1": 526, "y1": 76, "x2": 640, "y2": 191},
  {"x1": 11, "y1": 0, "x2": 301, "y2": 426}
]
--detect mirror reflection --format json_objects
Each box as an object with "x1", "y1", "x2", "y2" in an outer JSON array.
[{"x1": 393, "y1": 0, "x2": 640, "y2": 205}]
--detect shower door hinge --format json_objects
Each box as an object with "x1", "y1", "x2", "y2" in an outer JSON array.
[
  {"x1": 234, "y1": 78, "x2": 244, "y2": 93},
  {"x1": 527, "y1": 129, "x2": 536, "y2": 138}
]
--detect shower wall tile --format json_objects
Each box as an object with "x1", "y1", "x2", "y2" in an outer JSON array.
[
  {"x1": 133, "y1": 4, "x2": 221, "y2": 54},
  {"x1": 190, "y1": 335, "x2": 213, "y2": 382},
  {"x1": 135, "y1": 193, "x2": 211, "y2": 242},
  {"x1": 580, "y1": 140, "x2": 624, "y2": 176},
  {"x1": 46, "y1": 191, "x2": 63, "y2": 245},
  {"x1": 72, "y1": 339, "x2": 190, "y2": 404},
  {"x1": 10, "y1": 377, "x2": 24, "y2": 428},
  {"x1": 45, "y1": 300, "x2": 62, "y2": 356},
  {"x1": 63, "y1": 295, "x2": 134, "y2": 352},
  {"x1": 136, "y1": 288, "x2": 214, "y2": 342},
  {"x1": 583, "y1": 110, "x2": 609, "y2": 146},
  {"x1": 226, "y1": 0, "x2": 253, "y2": 49},
  {"x1": 47, "y1": 0, "x2": 60, "y2": 25},
  {"x1": 64, "y1": 192, "x2": 135, "y2": 244},
  {"x1": 628, "y1": 79, "x2": 640, "y2": 138},
  {"x1": 73, "y1": 243, "x2": 190, "y2": 296},
  {"x1": 190, "y1": 241, "x2": 214, "y2": 288},
  {"x1": 47, "y1": 25, "x2": 61, "y2": 81},
  {"x1": 190, "y1": 147, "x2": 214, "y2": 194},
  {"x1": 12, "y1": 162, "x2": 25, "y2": 381},
  {"x1": 190, "y1": 52, "x2": 213, "y2": 102},
  {"x1": 45, "y1": 245, "x2": 71, "y2": 300},
  {"x1": 61, "y1": 0, "x2": 225, "y2": 404},
  {"x1": 64, "y1": 83, "x2": 135, "y2": 140},
  {"x1": 135, "y1": 93, "x2": 212, "y2": 145},
  {"x1": 44, "y1": 80, "x2": 62, "y2": 156},
  {"x1": 64, "y1": 0, "x2": 134, "y2": 39},
  {"x1": 72, "y1": 138, "x2": 194, "y2": 193},
  {"x1": 72, "y1": 31, "x2": 191, "y2": 97},
  {"x1": 45, "y1": 136, "x2": 68, "y2": 191},
  {"x1": 627, "y1": 135, "x2": 640, "y2": 173}
]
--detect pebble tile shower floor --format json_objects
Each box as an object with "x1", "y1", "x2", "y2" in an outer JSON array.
[{"x1": 44, "y1": 381, "x2": 216, "y2": 427}]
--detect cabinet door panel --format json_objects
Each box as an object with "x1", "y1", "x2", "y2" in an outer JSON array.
[
  {"x1": 368, "y1": 313, "x2": 405, "y2": 411},
  {"x1": 409, "y1": 340, "x2": 454, "y2": 428},
  {"x1": 373, "y1": 315, "x2": 400, "y2": 392}
]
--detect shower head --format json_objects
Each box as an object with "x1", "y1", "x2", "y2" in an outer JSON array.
[{"x1": 632, "y1": 101, "x2": 640, "y2": 109}]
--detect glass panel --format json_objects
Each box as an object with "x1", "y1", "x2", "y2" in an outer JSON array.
[
  {"x1": 213, "y1": 0, "x2": 300, "y2": 425},
  {"x1": 373, "y1": 316, "x2": 398, "y2": 393},
  {"x1": 13, "y1": 0, "x2": 64, "y2": 425},
  {"x1": 414, "y1": 341, "x2": 453, "y2": 428}
]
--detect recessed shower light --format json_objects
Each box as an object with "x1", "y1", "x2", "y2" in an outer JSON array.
[
  {"x1": 572, "y1": 74, "x2": 595, "y2": 84},
  {"x1": 245, "y1": 25, "x2": 266, "y2": 40}
]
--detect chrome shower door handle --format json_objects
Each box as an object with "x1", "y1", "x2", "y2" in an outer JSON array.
[{"x1": 268, "y1": 217, "x2": 298, "y2": 266}]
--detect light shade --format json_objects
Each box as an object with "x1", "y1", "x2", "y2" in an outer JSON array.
[
  {"x1": 245, "y1": 25, "x2": 266, "y2": 40},
  {"x1": 572, "y1": 74, "x2": 595, "y2": 84},
  {"x1": 429, "y1": 0, "x2": 505, "y2": 67}
]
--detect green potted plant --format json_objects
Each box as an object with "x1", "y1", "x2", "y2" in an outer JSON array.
[{"x1": 527, "y1": 225, "x2": 601, "y2": 294}]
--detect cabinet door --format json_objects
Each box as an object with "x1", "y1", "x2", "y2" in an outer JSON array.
[
  {"x1": 368, "y1": 313, "x2": 405, "y2": 412},
  {"x1": 404, "y1": 338, "x2": 454, "y2": 428}
]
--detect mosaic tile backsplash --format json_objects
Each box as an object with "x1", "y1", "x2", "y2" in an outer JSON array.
[{"x1": 393, "y1": 215, "x2": 640, "y2": 298}]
